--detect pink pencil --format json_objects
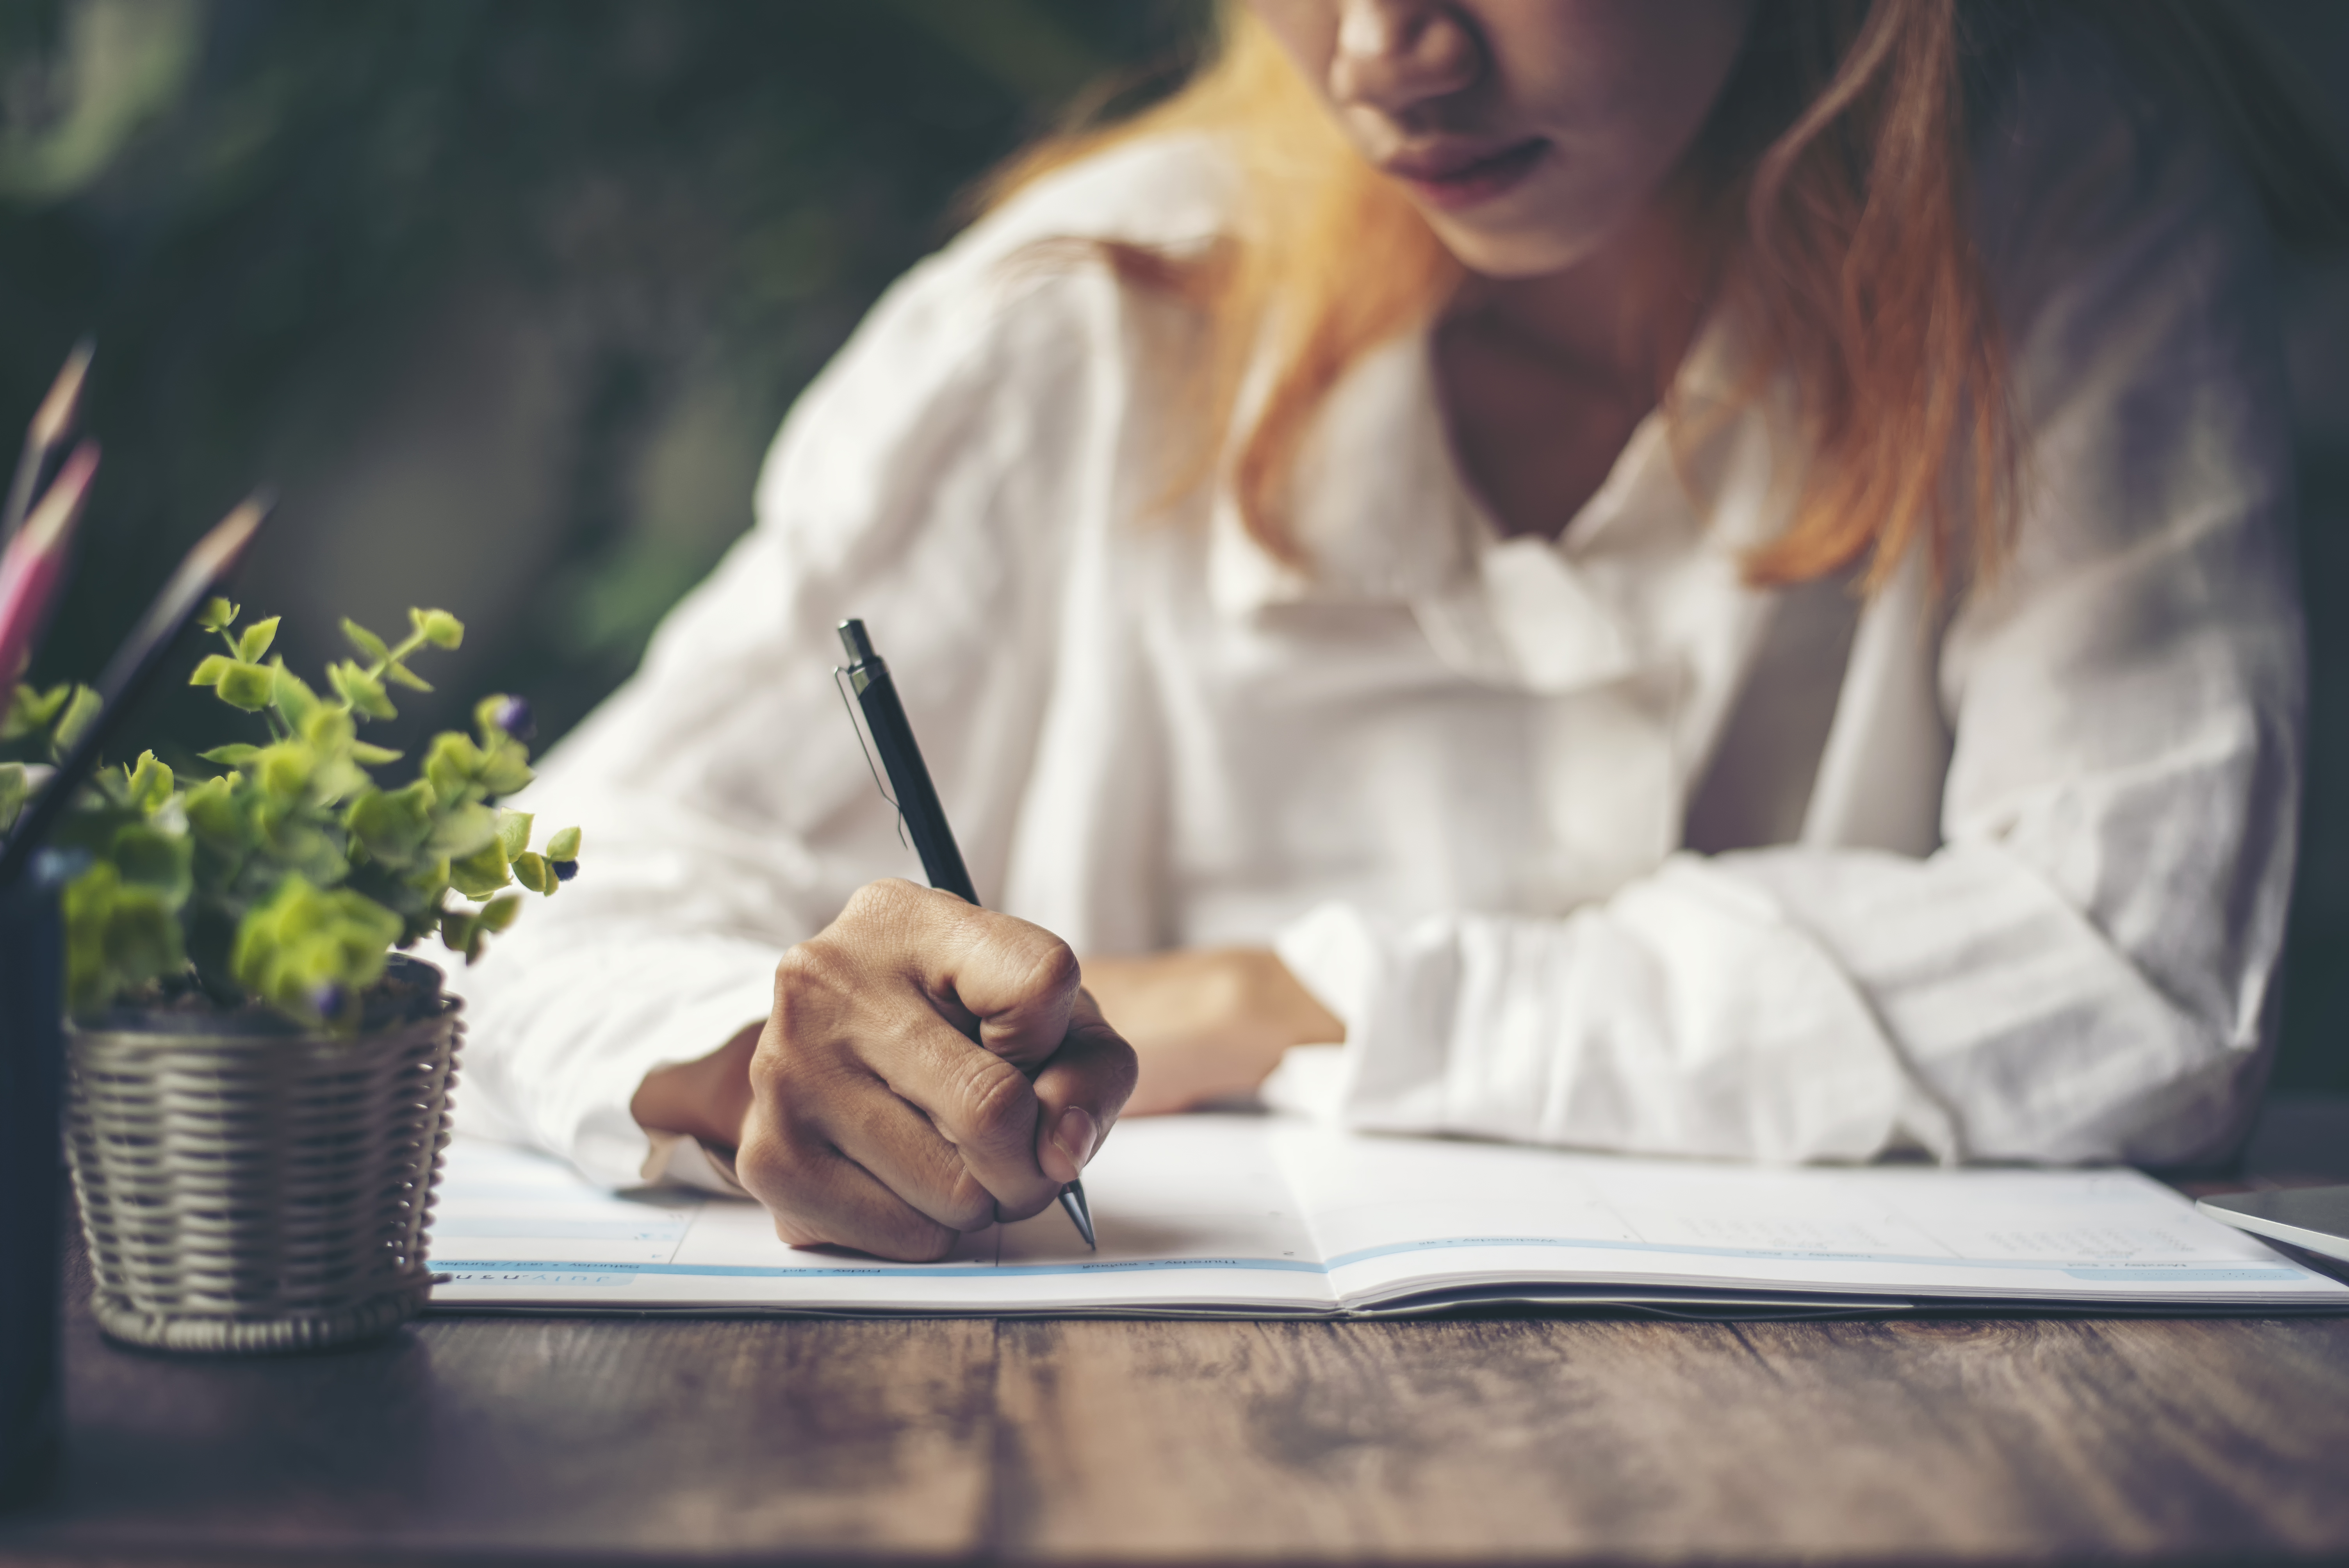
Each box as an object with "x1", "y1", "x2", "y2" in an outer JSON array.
[
  {"x1": 0, "y1": 340, "x2": 93, "y2": 556},
  {"x1": 0, "y1": 440, "x2": 98, "y2": 685}
]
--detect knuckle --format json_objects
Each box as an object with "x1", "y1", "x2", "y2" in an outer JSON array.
[
  {"x1": 889, "y1": 1217, "x2": 960, "y2": 1264},
  {"x1": 1016, "y1": 935, "x2": 1083, "y2": 1005},
  {"x1": 771, "y1": 1211, "x2": 829, "y2": 1249},
  {"x1": 773, "y1": 939, "x2": 852, "y2": 1007},
  {"x1": 845, "y1": 877, "x2": 925, "y2": 931},
  {"x1": 952, "y1": 1053, "x2": 1035, "y2": 1148},
  {"x1": 936, "y1": 1168, "x2": 998, "y2": 1232},
  {"x1": 739, "y1": 1150, "x2": 831, "y2": 1244},
  {"x1": 767, "y1": 946, "x2": 860, "y2": 1065},
  {"x1": 1096, "y1": 1028, "x2": 1141, "y2": 1095},
  {"x1": 733, "y1": 1119, "x2": 812, "y2": 1198}
]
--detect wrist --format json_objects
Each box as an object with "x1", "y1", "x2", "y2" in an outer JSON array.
[
  {"x1": 1237, "y1": 948, "x2": 1344, "y2": 1051},
  {"x1": 631, "y1": 1021, "x2": 760, "y2": 1151}
]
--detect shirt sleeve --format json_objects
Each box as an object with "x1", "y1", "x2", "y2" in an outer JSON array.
[
  {"x1": 444, "y1": 242, "x2": 1120, "y2": 1186},
  {"x1": 1278, "y1": 26, "x2": 2304, "y2": 1167}
]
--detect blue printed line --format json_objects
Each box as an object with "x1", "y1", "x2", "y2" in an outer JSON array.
[
  {"x1": 1321, "y1": 1235, "x2": 2308, "y2": 1281},
  {"x1": 2062, "y1": 1268, "x2": 2304, "y2": 1283},
  {"x1": 435, "y1": 1256, "x2": 1328, "y2": 1280}
]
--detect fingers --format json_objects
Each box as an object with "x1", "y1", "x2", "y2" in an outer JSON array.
[
  {"x1": 734, "y1": 1100, "x2": 962, "y2": 1263},
  {"x1": 761, "y1": 908, "x2": 1064, "y2": 1221},
  {"x1": 1031, "y1": 989, "x2": 1139, "y2": 1187},
  {"x1": 869, "y1": 1014, "x2": 1063, "y2": 1215},
  {"x1": 843, "y1": 879, "x2": 1083, "y2": 1070},
  {"x1": 822, "y1": 1087, "x2": 1000, "y2": 1233},
  {"x1": 742, "y1": 880, "x2": 1130, "y2": 1252}
]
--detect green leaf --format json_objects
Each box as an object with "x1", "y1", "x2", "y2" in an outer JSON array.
[
  {"x1": 423, "y1": 733, "x2": 485, "y2": 801},
  {"x1": 383, "y1": 661, "x2": 433, "y2": 693},
  {"x1": 236, "y1": 616, "x2": 280, "y2": 664},
  {"x1": 438, "y1": 905, "x2": 478, "y2": 955},
  {"x1": 125, "y1": 751, "x2": 174, "y2": 814},
  {"x1": 256, "y1": 743, "x2": 314, "y2": 802},
  {"x1": 188, "y1": 654, "x2": 234, "y2": 690},
  {"x1": 0, "y1": 761, "x2": 28, "y2": 834},
  {"x1": 349, "y1": 741, "x2": 403, "y2": 766},
  {"x1": 310, "y1": 759, "x2": 371, "y2": 806},
  {"x1": 495, "y1": 809, "x2": 533, "y2": 861},
  {"x1": 215, "y1": 662, "x2": 274, "y2": 711},
  {"x1": 478, "y1": 891, "x2": 524, "y2": 933},
  {"x1": 303, "y1": 706, "x2": 357, "y2": 752},
  {"x1": 182, "y1": 775, "x2": 248, "y2": 845},
  {"x1": 228, "y1": 873, "x2": 402, "y2": 1026},
  {"x1": 265, "y1": 819, "x2": 351, "y2": 887},
  {"x1": 346, "y1": 780, "x2": 436, "y2": 868},
  {"x1": 52, "y1": 685, "x2": 100, "y2": 754},
  {"x1": 544, "y1": 825, "x2": 581, "y2": 862},
  {"x1": 328, "y1": 661, "x2": 397, "y2": 722},
  {"x1": 412, "y1": 608, "x2": 464, "y2": 649},
  {"x1": 195, "y1": 597, "x2": 239, "y2": 633},
  {"x1": 478, "y1": 747, "x2": 534, "y2": 798},
  {"x1": 272, "y1": 662, "x2": 322, "y2": 729},
  {"x1": 406, "y1": 854, "x2": 451, "y2": 901},
  {"x1": 200, "y1": 743, "x2": 262, "y2": 769},
  {"x1": 427, "y1": 800, "x2": 499, "y2": 860},
  {"x1": 447, "y1": 841, "x2": 511, "y2": 900},
  {"x1": 64, "y1": 862, "x2": 187, "y2": 1014},
  {"x1": 110, "y1": 822, "x2": 192, "y2": 903},
  {"x1": 510, "y1": 851, "x2": 551, "y2": 895},
  {"x1": 340, "y1": 618, "x2": 390, "y2": 665},
  {"x1": 3, "y1": 682, "x2": 68, "y2": 740}
]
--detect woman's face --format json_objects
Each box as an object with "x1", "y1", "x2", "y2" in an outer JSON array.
[{"x1": 1247, "y1": 0, "x2": 1756, "y2": 278}]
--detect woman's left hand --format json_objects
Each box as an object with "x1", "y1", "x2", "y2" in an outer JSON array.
[{"x1": 1081, "y1": 948, "x2": 1343, "y2": 1116}]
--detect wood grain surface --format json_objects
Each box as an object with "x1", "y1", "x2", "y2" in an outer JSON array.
[{"x1": 2, "y1": 1099, "x2": 2345, "y2": 1566}]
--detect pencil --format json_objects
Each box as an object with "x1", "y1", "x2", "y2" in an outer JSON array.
[
  {"x1": 0, "y1": 441, "x2": 98, "y2": 686},
  {"x1": 0, "y1": 340, "x2": 93, "y2": 559},
  {"x1": 0, "y1": 494, "x2": 267, "y2": 889}
]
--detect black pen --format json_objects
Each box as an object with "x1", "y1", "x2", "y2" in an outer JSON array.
[{"x1": 836, "y1": 618, "x2": 1096, "y2": 1251}]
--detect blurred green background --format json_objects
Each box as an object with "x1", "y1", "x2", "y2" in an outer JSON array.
[{"x1": 2, "y1": 0, "x2": 2345, "y2": 1092}]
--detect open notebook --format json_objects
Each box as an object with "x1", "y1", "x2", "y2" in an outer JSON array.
[{"x1": 426, "y1": 1112, "x2": 2348, "y2": 1319}]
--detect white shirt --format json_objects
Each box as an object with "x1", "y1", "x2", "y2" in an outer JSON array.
[{"x1": 449, "y1": 21, "x2": 2302, "y2": 1186}]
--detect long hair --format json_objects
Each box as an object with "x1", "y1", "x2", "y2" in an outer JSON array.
[{"x1": 985, "y1": 1, "x2": 2349, "y2": 592}]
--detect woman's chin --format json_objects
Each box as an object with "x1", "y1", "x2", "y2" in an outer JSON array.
[{"x1": 1422, "y1": 220, "x2": 1605, "y2": 281}]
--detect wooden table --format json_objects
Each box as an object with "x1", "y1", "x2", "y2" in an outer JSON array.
[{"x1": 5, "y1": 1101, "x2": 2347, "y2": 1567}]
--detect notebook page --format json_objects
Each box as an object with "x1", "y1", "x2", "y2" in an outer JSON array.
[
  {"x1": 431, "y1": 1118, "x2": 1335, "y2": 1314},
  {"x1": 1269, "y1": 1125, "x2": 2346, "y2": 1310}
]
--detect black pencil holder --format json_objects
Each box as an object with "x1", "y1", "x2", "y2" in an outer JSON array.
[{"x1": 0, "y1": 857, "x2": 66, "y2": 1510}]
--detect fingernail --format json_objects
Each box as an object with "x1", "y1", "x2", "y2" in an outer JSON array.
[{"x1": 1052, "y1": 1105, "x2": 1097, "y2": 1172}]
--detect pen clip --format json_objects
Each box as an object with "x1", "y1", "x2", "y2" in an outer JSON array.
[{"x1": 833, "y1": 664, "x2": 909, "y2": 853}]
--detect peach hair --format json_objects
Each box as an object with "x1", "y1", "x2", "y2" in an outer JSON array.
[{"x1": 984, "y1": 1, "x2": 2344, "y2": 592}]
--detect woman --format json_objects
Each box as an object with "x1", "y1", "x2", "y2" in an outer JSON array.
[{"x1": 452, "y1": 0, "x2": 2330, "y2": 1260}]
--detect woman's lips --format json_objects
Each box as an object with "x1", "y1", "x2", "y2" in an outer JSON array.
[{"x1": 1382, "y1": 139, "x2": 1549, "y2": 211}]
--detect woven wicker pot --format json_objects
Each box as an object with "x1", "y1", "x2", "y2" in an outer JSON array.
[{"x1": 63, "y1": 956, "x2": 461, "y2": 1354}]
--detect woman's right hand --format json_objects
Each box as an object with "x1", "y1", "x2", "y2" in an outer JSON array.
[{"x1": 636, "y1": 878, "x2": 1136, "y2": 1261}]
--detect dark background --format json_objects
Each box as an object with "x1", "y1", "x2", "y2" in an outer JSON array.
[{"x1": 1, "y1": 0, "x2": 2344, "y2": 1091}]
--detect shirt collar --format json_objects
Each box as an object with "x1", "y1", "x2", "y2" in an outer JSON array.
[{"x1": 1206, "y1": 309, "x2": 1784, "y2": 697}]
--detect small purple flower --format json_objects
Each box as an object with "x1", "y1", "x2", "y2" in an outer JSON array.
[
  {"x1": 310, "y1": 982, "x2": 347, "y2": 1019},
  {"x1": 552, "y1": 859, "x2": 579, "y2": 882},
  {"x1": 493, "y1": 695, "x2": 536, "y2": 743}
]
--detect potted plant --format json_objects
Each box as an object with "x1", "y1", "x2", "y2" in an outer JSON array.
[{"x1": 2, "y1": 599, "x2": 579, "y2": 1353}]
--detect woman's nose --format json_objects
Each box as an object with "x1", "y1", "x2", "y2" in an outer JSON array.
[{"x1": 1327, "y1": 0, "x2": 1481, "y2": 118}]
